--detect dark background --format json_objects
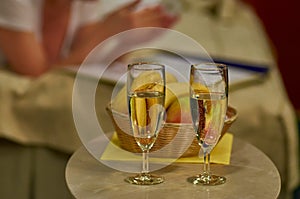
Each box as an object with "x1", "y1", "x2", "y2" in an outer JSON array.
[{"x1": 243, "y1": 0, "x2": 300, "y2": 113}]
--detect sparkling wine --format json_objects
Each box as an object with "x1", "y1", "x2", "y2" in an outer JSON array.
[
  {"x1": 190, "y1": 92, "x2": 227, "y2": 154},
  {"x1": 128, "y1": 90, "x2": 165, "y2": 151}
]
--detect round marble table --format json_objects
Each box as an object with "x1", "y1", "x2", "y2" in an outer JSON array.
[{"x1": 65, "y1": 137, "x2": 281, "y2": 199}]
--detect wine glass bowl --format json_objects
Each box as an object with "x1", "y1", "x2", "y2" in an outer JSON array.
[
  {"x1": 125, "y1": 62, "x2": 166, "y2": 185},
  {"x1": 188, "y1": 63, "x2": 228, "y2": 185}
]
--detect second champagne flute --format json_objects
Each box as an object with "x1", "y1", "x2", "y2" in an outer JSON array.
[
  {"x1": 125, "y1": 62, "x2": 166, "y2": 185},
  {"x1": 188, "y1": 63, "x2": 228, "y2": 185}
]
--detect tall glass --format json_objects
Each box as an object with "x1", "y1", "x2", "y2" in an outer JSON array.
[
  {"x1": 188, "y1": 63, "x2": 228, "y2": 185},
  {"x1": 125, "y1": 62, "x2": 166, "y2": 185}
]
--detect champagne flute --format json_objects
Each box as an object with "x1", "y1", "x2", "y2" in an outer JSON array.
[
  {"x1": 125, "y1": 62, "x2": 166, "y2": 185},
  {"x1": 188, "y1": 63, "x2": 228, "y2": 185}
]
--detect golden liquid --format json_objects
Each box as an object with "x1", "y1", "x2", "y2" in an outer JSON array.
[
  {"x1": 128, "y1": 91, "x2": 164, "y2": 151},
  {"x1": 190, "y1": 92, "x2": 226, "y2": 154}
]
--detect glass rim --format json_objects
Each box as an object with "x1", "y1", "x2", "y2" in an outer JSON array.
[
  {"x1": 191, "y1": 62, "x2": 227, "y2": 71},
  {"x1": 128, "y1": 62, "x2": 165, "y2": 71}
]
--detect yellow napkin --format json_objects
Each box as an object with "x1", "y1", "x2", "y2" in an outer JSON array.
[{"x1": 100, "y1": 133, "x2": 233, "y2": 165}]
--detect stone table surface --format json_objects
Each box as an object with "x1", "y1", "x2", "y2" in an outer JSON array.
[{"x1": 65, "y1": 137, "x2": 281, "y2": 199}]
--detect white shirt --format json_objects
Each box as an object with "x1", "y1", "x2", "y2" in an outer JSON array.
[{"x1": 0, "y1": 0, "x2": 103, "y2": 62}]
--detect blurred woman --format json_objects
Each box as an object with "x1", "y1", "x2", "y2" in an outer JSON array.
[{"x1": 0, "y1": 1, "x2": 178, "y2": 198}]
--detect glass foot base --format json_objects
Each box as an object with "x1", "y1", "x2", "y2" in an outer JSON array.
[
  {"x1": 125, "y1": 173, "x2": 164, "y2": 185},
  {"x1": 187, "y1": 174, "x2": 226, "y2": 185}
]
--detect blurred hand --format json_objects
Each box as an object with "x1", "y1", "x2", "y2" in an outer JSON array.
[
  {"x1": 130, "y1": 5, "x2": 179, "y2": 29},
  {"x1": 69, "y1": 0, "x2": 180, "y2": 68},
  {"x1": 104, "y1": 0, "x2": 179, "y2": 34}
]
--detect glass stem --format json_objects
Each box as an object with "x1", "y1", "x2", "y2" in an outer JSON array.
[
  {"x1": 203, "y1": 153, "x2": 211, "y2": 178},
  {"x1": 142, "y1": 150, "x2": 150, "y2": 175}
]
